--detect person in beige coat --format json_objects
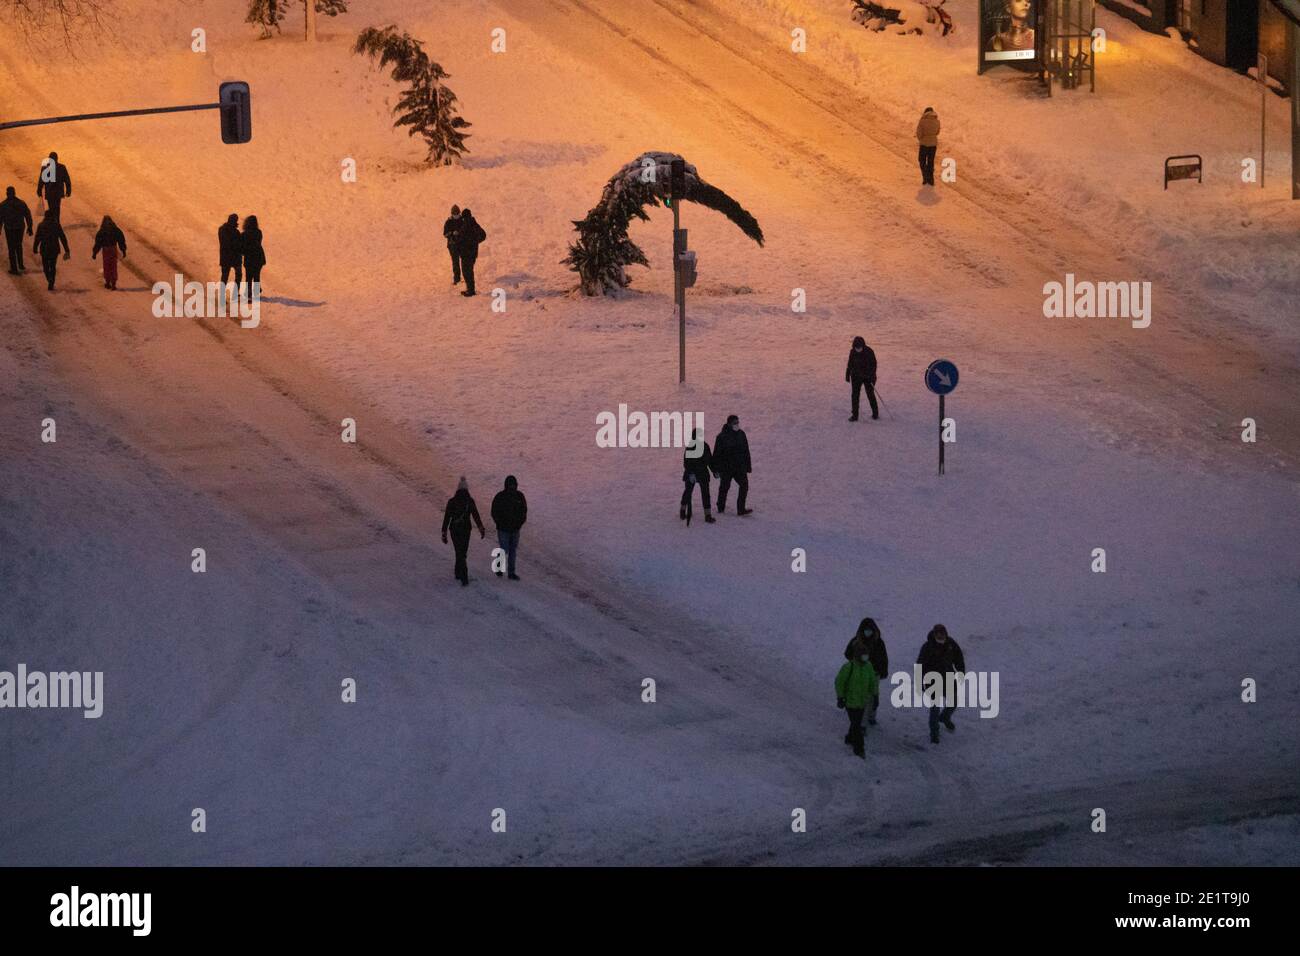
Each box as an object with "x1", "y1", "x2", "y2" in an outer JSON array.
[{"x1": 915, "y1": 107, "x2": 940, "y2": 186}]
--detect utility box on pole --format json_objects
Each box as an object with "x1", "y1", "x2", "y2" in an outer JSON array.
[{"x1": 678, "y1": 250, "x2": 698, "y2": 288}]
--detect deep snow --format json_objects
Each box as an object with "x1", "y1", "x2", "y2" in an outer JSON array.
[{"x1": 0, "y1": 0, "x2": 1297, "y2": 865}]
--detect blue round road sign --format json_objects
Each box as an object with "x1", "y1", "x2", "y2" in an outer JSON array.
[{"x1": 925, "y1": 359, "x2": 959, "y2": 396}]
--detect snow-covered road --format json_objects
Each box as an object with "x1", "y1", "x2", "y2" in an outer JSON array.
[{"x1": 1, "y1": 0, "x2": 1296, "y2": 865}]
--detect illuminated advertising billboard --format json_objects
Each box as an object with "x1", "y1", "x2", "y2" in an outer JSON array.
[{"x1": 981, "y1": 0, "x2": 1039, "y2": 65}]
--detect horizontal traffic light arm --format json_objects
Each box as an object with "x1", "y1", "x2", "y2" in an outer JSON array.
[{"x1": 0, "y1": 102, "x2": 218, "y2": 133}]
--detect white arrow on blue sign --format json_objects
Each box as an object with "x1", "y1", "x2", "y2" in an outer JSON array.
[{"x1": 925, "y1": 359, "x2": 959, "y2": 396}]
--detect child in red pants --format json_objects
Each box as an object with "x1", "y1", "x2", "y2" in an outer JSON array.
[{"x1": 91, "y1": 215, "x2": 127, "y2": 290}]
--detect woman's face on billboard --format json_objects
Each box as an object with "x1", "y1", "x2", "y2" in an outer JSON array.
[{"x1": 1008, "y1": 0, "x2": 1031, "y2": 20}]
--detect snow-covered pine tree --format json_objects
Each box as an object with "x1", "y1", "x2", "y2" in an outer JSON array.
[
  {"x1": 247, "y1": 1, "x2": 348, "y2": 39},
  {"x1": 353, "y1": 25, "x2": 471, "y2": 166},
  {"x1": 564, "y1": 152, "x2": 764, "y2": 296}
]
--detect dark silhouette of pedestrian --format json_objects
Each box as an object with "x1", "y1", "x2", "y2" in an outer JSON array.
[
  {"x1": 455, "y1": 208, "x2": 486, "y2": 297},
  {"x1": 713, "y1": 414, "x2": 752, "y2": 515},
  {"x1": 917, "y1": 624, "x2": 965, "y2": 744},
  {"x1": 218, "y1": 214, "x2": 242, "y2": 297},
  {"x1": 1, "y1": 186, "x2": 33, "y2": 274},
  {"x1": 836, "y1": 634, "x2": 880, "y2": 759},
  {"x1": 36, "y1": 152, "x2": 71, "y2": 222},
  {"x1": 91, "y1": 216, "x2": 127, "y2": 290},
  {"x1": 32, "y1": 209, "x2": 69, "y2": 291},
  {"x1": 842, "y1": 617, "x2": 889, "y2": 725},
  {"x1": 846, "y1": 336, "x2": 878, "y2": 421},
  {"x1": 490, "y1": 475, "x2": 528, "y2": 580},
  {"x1": 443, "y1": 204, "x2": 462, "y2": 285},
  {"x1": 441, "y1": 476, "x2": 486, "y2": 586},
  {"x1": 680, "y1": 428, "x2": 717, "y2": 525},
  {"x1": 915, "y1": 107, "x2": 940, "y2": 187},
  {"x1": 241, "y1": 215, "x2": 265, "y2": 300}
]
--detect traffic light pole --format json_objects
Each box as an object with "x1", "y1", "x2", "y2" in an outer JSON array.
[
  {"x1": 674, "y1": 202, "x2": 686, "y2": 385},
  {"x1": 0, "y1": 102, "x2": 218, "y2": 133},
  {"x1": 1, "y1": 83, "x2": 251, "y2": 143}
]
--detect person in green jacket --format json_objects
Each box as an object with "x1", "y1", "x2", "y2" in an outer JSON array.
[{"x1": 836, "y1": 635, "x2": 880, "y2": 759}]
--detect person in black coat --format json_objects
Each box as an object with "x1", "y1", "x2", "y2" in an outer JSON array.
[
  {"x1": 916, "y1": 624, "x2": 965, "y2": 744},
  {"x1": 680, "y1": 428, "x2": 717, "y2": 525},
  {"x1": 441, "y1": 477, "x2": 486, "y2": 586},
  {"x1": 455, "y1": 208, "x2": 486, "y2": 297},
  {"x1": 712, "y1": 414, "x2": 753, "y2": 515},
  {"x1": 443, "y1": 204, "x2": 462, "y2": 285},
  {"x1": 846, "y1": 335, "x2": 878, "y2": 421},
  {"x1": 32, "y1": 209, "x2": 69, "y2": 291},
  {"x1": 36, "y1": 152, "x2": 71, "y2": 222},
  {"x1": 91, "y1": 216, "x2": 127, "y2": 290},
  {"x1": 241, "y1": 215, "x2": 265, "y2": 300},
  {"x1": 490, "y1": 474, "x2": 527, "y2": 580},
  {"x1": 218, "y1": 214, "x2": 242, "y2": 296},
  {"x1": 1, "y1": 186, "x2": 33, "y2": 274},
  {"x1": 842, "y1": 617, "x2": 889, "y2": 724}
]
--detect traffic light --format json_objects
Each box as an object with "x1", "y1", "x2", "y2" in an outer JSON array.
[{"x1": 219, "y1": 81, "x2": 252, "y2": 144}]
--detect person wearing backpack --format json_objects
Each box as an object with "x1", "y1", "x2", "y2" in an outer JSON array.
[
  {"x1": 441, "y1": 476, "x2": 486, "y2": 586},
  {"x1": 455, "y1": 208, "x2": 486, "y2": 297},
  {"x1": 835, "y1": 635, "x2": 880, "y2": 759}
]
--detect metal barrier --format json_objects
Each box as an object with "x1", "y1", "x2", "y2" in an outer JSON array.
[{"x1": 1164, "y1": 154, "x2": 1202, "y2": 189}]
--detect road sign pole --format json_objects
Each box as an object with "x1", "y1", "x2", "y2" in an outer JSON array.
[
  {"x1": 939, "y1": 393, "x2": 945, "y2": 476},
  {"x1": 925, "y1": 358, "x2": 958, "y2": 476}
]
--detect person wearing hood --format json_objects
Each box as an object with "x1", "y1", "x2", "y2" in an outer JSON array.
[
  {"x1": 218, "y1": 214, "x2": 242, "y2": 298},
  {"x1": 680, "y1": 427, "x2": 717, "y2": 525},
  {"x1": 835, "y1": 634, "x2": 880, "y2": 759},
  {"x1": 443, "y1": 204, "x2": 463, "y2": 285},
  {"x1": 441, "y1": 477, "x2": 486, "y2": 586},
  {"x1": 846, "y1": 336, "x2": 878, "y2": 421},
  {"x1": 843, "y1": 617, "x2": 889, "y2": 724},
  {"x1": 455, "y1": 207, "x2": 486, "y2": 297},
  {"x1": 32, "y1": 209, "x2": 69, "y2": 291},
  {"x1": 712, "y1": 414, "x2": 752, "y2": 516},
  {"x1": 915, "y1": 107, "x2": 940, "y2": 187},
  {"x1": 917, "y1": 624, "x2": 965, "y2": 744},
  {"x1": 241, "y1": 215, "x2": 265, "y2": 300},
  {"x1": 490, "y1": 475, "x2": 528, "y2": 581},
  {"x1": 36, "y1": 151, "x2": 71, "y2": 222},
  {"x1": 1, "y1": 186, "x2": 33, "y2": 275},
  {"x1": 91, "y1": 216, "x2": 127, "y2": 290}
]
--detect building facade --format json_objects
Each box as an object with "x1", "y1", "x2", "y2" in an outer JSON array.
[{"x1": 1099, "y1": 0, "x2": 1294, "y2": 89}]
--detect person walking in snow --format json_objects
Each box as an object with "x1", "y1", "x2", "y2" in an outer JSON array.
[
  {"x1": 36, "y1": 152, "x2": 71, "y2": 222},
  {"x1": 241, "y1": 215, "x2": 265, "y2": 300},
  {"x1": 680, "y1": 427, "x2": 717, "y2": 525},
  {"x1": 1, "y1": 186, "x2": 33, "y2": 275},
  {"x1": 843, "y1": 617, "x2": 889, "y2": 725},
  {"x1": 836, "y1": 634, "x2": 880, "y2": 759},
  {"x1": 915, "y1": 107, "x2": 940, "y2": 187},
  {"x1": 846, "y1": 335, "x2": 878, "y2": 421},
  {"x1": 443, "y1": 204, "x2": 463, "y2": 286},
  {"x1": 218, "y1": 214, "x2": 243, "y2": 298},
  {"x1": 455, "y1": 208, "x2": 486, "y2": 297},
  {"x1": 713, "y1": 414, "x2": 752, "y2": 516},
  {"x1": 441, "y1": 476, "x2": 486, "y2": 586},
  {"x1": 91, "y1": 216, "x2": 127, "y2": 290},
  {"x1": 917, "y1": 624, "x2": 965, "y2": 744},
  {"x1": 490, "y1": 474, "x2": 527, "y2": 581},
  {"x1": 32, "y1": 209, "x2": 69, "y2": 291}
]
